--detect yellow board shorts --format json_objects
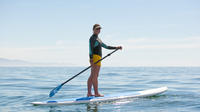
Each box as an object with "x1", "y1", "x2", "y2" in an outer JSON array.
[{"x1": 92, "y1": 54, "x2": 101, "y2": 66}]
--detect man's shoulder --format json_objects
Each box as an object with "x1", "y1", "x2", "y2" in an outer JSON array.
[{"x1": 90, "y1": 34, "x2": 97, "y2": 41}]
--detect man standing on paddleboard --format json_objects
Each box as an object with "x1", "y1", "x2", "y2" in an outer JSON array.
[{"x1": 88, "y1": 24, "x2": 122, "y2": 97}]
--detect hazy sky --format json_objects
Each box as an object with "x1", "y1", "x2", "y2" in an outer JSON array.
[{"x1": 0, "y1": 0, "x2": 200, "y2": 66}]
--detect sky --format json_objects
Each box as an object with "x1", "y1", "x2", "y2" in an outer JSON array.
[{"x1": 0, "y1": 0, "x2": 200, "y2": 66}]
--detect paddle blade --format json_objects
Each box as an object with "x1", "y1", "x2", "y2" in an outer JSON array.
[{"x1": 49, "y1": 84, "x2": 63, "y2": 97}]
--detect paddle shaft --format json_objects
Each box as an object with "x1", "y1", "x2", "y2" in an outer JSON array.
[{"x1": 60, "y1": 49, "x2": 119, "y2": 86}]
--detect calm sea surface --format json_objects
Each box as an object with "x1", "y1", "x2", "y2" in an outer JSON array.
[{"x1": 0, "y1": 67, "x2": 200, "y2": 112}]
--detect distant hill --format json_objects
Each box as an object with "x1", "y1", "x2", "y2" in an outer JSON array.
[
  {"x1": 0, "y1": 58, "x2": 33, "y2": 66},
  {"x1": 0, "y1": 58, "x2": 73, "y2": 66}
]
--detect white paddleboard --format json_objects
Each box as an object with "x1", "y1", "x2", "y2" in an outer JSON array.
[{"x1": 32, "y1": 87, "x2": 168, "y2": 106}]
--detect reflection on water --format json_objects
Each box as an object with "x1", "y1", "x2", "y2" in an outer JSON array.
[
  {"x1": 47, "y1": 104, "x2": 99, "y2": 112},
  {"x1": 47, "y1": 98, "x2": 135, "y2": 112},
  {"x1": 87, "y1": 104, "x2": 98, "y2": 112}
]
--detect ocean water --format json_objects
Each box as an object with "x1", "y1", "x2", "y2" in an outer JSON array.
[{"x1": 0, "y1": 67, "x2": 200, "y2": 112}]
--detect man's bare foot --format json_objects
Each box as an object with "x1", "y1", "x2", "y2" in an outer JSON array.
[
  {"x1": 87, "y1": 94, "x2": 94, "y2": 97},
  {"x1": 95, "y1": 94, "x2": 104, "y2": 97}
]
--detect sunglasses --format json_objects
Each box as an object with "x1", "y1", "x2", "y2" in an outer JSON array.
[{"x1": 95, "y1": 28, "x2": 101, "y2": 30}]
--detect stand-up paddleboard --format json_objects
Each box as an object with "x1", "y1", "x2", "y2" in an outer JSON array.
[{"x1": 32, "y1": 87, "x2": 168, "y2": 106}]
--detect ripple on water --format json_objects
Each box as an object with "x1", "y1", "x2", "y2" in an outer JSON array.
[{"x1": 0, "y1": 67, "x2": 200, "y2": 112}]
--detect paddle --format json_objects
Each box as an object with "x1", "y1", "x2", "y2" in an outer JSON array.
[{"x1": 49, "y1": 48, "x2": 119, "y2": 97}]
